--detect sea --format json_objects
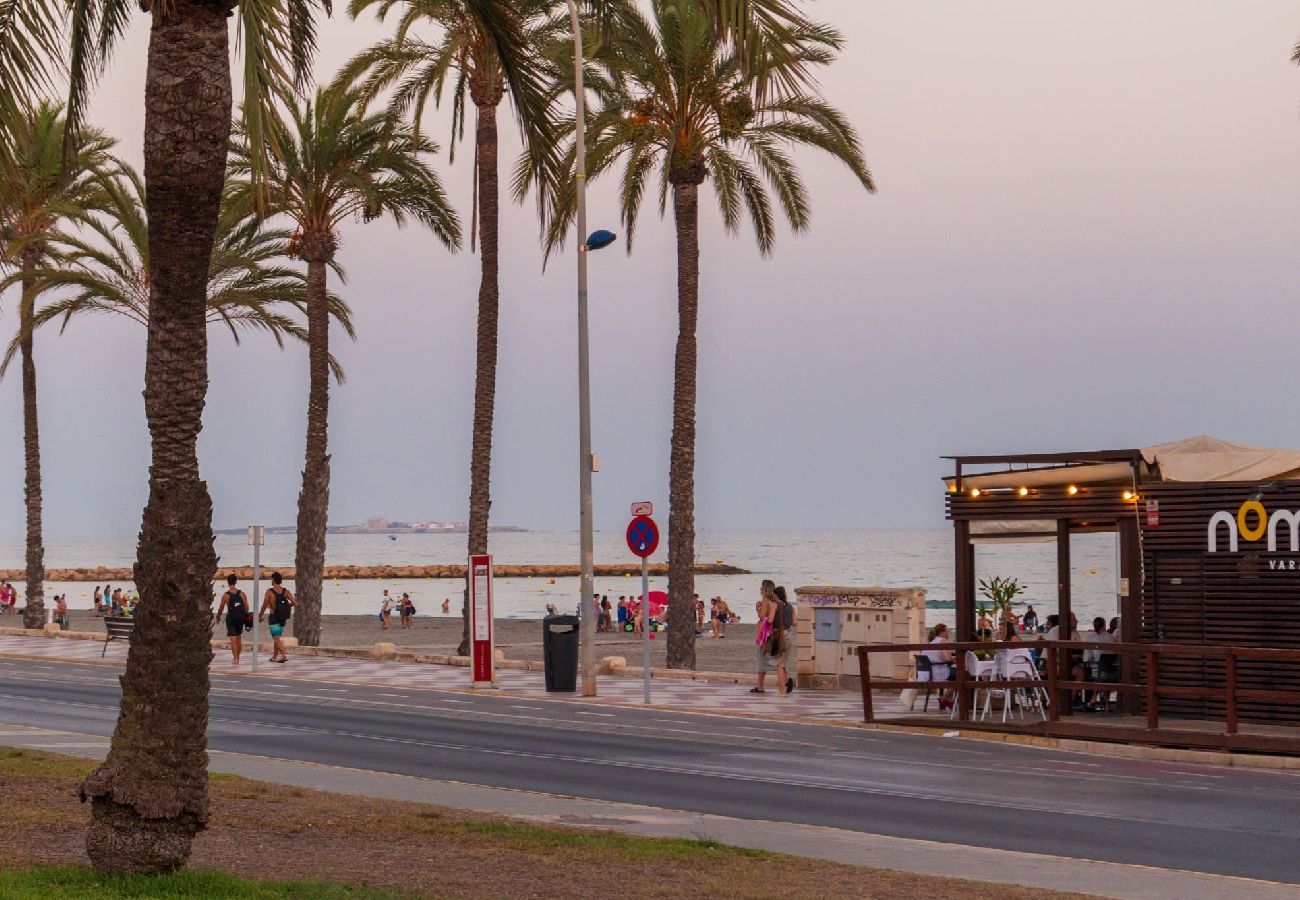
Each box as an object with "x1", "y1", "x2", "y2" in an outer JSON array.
[{"x1": 2, "y1": 530, "x2": 1124, "y2": 623}]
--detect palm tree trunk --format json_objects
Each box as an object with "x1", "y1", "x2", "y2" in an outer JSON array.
[
  {"x1": 81, "y1": 0, "x2": 228, "y2": 873},
  {"x1": 666, "y1": 178, "x2": 701, "y2": 670},
  {"x1": 19, "y1": 246, "x2": 44, "y2": 630},
  {"x1": 293, "y1": 236, "x2": 334, "y2": 647},
  {"x1": 460, "y1": 98, "x2": 500, "y2": 657}
]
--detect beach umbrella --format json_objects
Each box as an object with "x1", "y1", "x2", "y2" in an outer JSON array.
[{"x1": 643, "y1": 590, "x2": 668, "y2": 616}]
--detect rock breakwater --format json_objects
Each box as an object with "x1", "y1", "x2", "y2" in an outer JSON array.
[{"x1": 6, "y1": 562, "x2": 750, "y2": 582}]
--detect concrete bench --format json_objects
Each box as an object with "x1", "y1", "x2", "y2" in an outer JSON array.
[{"x1": 102, "y1": 616, "x2": 135, "y2": 657}]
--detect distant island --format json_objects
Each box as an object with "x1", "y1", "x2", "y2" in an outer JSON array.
[{"x1": 214, "y1": 516, "x2": 526, "y2": 536}]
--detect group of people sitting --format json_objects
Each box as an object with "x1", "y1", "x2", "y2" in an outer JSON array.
[{"x1": 922, "y1": 612, "x2": 1124, "y2": 712}]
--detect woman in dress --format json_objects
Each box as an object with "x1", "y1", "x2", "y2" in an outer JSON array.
[{"x1": 770, "y1": 586, "x2": 796, "y2": 696}]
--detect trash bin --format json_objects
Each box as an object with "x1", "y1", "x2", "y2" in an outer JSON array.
[{"x1": 542, "y1": 614, "x2": 580, "y2": 692}]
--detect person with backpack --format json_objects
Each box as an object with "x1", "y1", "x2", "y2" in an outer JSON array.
[
  {"x1": 214, "y1": 574, "x2": 250, "y2": 665},
  {"x1": 260, "y1": 572, "x2": 296, "y2": 664},
  {"x1": 770, "y1": 585, "x2": 797, "y2": 696}
]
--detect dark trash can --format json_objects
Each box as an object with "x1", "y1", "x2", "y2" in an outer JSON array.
[{"x1": 542, "y1": 614, "x2": 580, "y2": 692}]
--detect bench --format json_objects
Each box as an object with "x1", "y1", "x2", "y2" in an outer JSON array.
[{"x1": 102, "y1": 616, "x2": 135, "y2": 657}]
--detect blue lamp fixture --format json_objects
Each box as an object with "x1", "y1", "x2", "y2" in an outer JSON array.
[{"x1": 586, "y1": 229, "x2": 617, "y2": 251}]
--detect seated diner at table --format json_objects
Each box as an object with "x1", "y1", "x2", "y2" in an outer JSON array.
[{"x1": 925, "y1": 623, "x2": 955, "y2": 711}]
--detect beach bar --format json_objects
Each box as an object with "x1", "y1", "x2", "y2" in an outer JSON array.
[{"x1": 945, "y1": 435, "x2": 1300, "y2": 727}]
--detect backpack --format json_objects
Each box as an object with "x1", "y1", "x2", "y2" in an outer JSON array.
[
  {"x1": 226, "y1": 591, "x2": 246, "y2": 619},
  {"x1": 273, "y1": 588, "x2": 292, "y2": 621}
]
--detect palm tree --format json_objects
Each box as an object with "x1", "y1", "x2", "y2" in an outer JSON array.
[
  {"x1": 543, "y1": 0, "x2": 873, "y2": 669},
  {"x1": 2, "y1": 0, "x2": 547, "y2": 873},
  {"x1": 231, "y1": 82, "x2": 459, "y2": 648},
  {"x1": 0, "y1": 162, "x2": 355, "y2": 374},
  {"x1": 0, "y1": 101, "x2": 114, "y2": 631},
  {"x1": 343, "y1": 0, "x2": 572, "y2": 657}
]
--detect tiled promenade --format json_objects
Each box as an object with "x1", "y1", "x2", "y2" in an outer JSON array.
[{"x1": 0, "y1": 633, "x2": 873, "y2": 721}]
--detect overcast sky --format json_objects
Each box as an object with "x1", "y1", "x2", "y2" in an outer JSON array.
[{"x1": 2, "y1": 1, "x2": 1299, "y2": 539}]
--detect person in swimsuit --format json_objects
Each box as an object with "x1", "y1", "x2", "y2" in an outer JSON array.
[
  {"x1": 259, "y1": 572, "x2": 296, "y2": 663},
  {"x1": 214, "y1": 574, "x2": 249, "y2": 665}
]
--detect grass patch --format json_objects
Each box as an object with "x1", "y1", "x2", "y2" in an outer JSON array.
[
  {"x1": 0, "y1": 866, "x2": 400, "y2": 899},
  {"x1": 0, "y1": 746, "x2": 93, "y2": 782},
  {"x1": 448, "y1": 819, "x2": 773, "y2": 864},
  {"x1": 0, "y1": 747, "x2": 1089, "y2": 899}
]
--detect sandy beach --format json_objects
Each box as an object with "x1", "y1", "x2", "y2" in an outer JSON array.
[{"x1": 56, "y1": 610, "x2": 761, "y2": 674}]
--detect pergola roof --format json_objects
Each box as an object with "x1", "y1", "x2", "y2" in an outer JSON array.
[{"x1": 944, "y1": 435, "x2": 1300, "y2": 491}]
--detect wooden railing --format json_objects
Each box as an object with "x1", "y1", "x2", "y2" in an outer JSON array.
[{"x1": 856, "y1": 640, "x2": 1300, "y2": 734}]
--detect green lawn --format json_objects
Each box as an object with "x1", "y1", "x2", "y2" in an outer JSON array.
[{"x1": 0, "y1": 867, "x2": 400, "y2": 899}]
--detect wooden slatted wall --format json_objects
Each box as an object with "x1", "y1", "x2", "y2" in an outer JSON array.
[{"x1": 1140, "y1": 481, "x2": 1300, "y2": 724}]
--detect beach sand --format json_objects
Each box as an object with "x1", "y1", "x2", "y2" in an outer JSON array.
[{"x1": 58, "y1": 610, "x2": 761, "y2": 674}]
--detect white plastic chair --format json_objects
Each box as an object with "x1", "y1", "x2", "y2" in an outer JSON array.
[
  {"x1": 951, "y1": 651, "x2": 991, "y2": 720},
  {"x1": 997, "y1": 648, "x2": 1048, "y2": 721}
]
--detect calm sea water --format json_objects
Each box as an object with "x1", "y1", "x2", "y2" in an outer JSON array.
[{"x1": 2, "y1": 530, "x2": 1123, "y2": 623}]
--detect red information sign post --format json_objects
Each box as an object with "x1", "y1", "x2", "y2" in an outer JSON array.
[{"x1": 469, "y1": 554, "x2": 494, "y2": 687}]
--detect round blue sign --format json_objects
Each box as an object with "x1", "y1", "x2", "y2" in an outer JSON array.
[{"x1": 626, "y1": 515, "x2": 659, "y2": 558}]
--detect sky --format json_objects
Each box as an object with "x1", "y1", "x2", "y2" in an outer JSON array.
[{"x1": 2, "y1": 1, "x2": 1300, "y2": 539}]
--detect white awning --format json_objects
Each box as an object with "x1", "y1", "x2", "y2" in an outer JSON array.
[{"x1": 970, "y1": 520, "x2": 1057, "y2": 544}]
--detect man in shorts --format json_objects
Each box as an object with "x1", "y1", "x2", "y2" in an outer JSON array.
[
  {"x1": 214, "y1": 574, "x2": 249, "y2": 665},
  {"x1": 260, "y1": 572, "x2": 296, "y2": 663}
]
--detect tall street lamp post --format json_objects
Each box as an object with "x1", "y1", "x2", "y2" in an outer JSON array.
[{"x1": 567, "y1": 0, "x2": 608, "y2": 696}]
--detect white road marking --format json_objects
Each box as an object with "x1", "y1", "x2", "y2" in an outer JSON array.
[{"x1": 577, "y1": 712, "x2": 616, "y2": 718}]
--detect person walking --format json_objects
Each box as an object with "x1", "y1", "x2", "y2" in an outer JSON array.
[
  {"x1": 260, "y1": 572, "x2": 296, "y2": 663},
  {"x1": 1, "y1": 582, "x2": 14, "y2": 616},
  {"x1": 379, "y1": 590, "x2": 393, "y2": 630},
  {"x1": 400, "y1": 592, "x2": 415, "y2": 628},
  {"x1": 751, "y1": 580, "x2": 778, "y2": 693},
  {"x1": 92, "y1": 585, "x2": 103, "y2": 617},
  {"x1": 214, "y1": 575, "x2": 250, "y2": 665}
]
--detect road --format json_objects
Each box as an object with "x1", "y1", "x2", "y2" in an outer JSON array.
[{"x1": 1, "y1": 655, "x2": 1298, "y2": 885}]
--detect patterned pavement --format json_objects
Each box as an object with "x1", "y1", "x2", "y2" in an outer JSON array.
[{"x1": 0, "y1": 634, "x2": 869, "y2": 722}]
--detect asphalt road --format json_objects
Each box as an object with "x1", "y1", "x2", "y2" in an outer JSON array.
[{"x1": 1, "y1": 656, "x2": 1298, "y2": 884}]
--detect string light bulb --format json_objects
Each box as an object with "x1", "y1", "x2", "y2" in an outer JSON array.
[
  {"x1": 1122, "y1": 490, "x2": 1135, "y2": 501},
  {"x1": 1067, "y1": 485, "x2": 1079, "y2": 496},
  {"x1": 1017, "y1": 486, "x2": 1029, "y2": 497},
  {"x1": 970, "y1": 488, "x2": 981, "y2": 498}
]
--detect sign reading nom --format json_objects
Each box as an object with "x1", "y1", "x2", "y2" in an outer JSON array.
[{"x1": 1208, "y1": 500, "x2": 1300, "y2": 553}]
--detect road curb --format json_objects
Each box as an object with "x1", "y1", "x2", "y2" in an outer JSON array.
[{"x1": 854, "y1": 721, "x2": 1300, "y2": 770}]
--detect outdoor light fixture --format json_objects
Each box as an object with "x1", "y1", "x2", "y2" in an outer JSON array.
[
  {"x1": 1067, "y1": 485, "x2": 1079, "y2": 496},
  {"x1": 586, "y1": 229, "x2": 617, "y2": 251},
  {"x1": 970, "y1": 488, "x2": 981, "y2": 498},
  {"x1": 1017, "y1": 486, "x2": 1029, "y2": 497},
  {"x1": 1122, "y1": 490, "x2": 1135, "y2": 501},
  {"x1": 947, "y1": 483, "x2": 958, "y2": 494}
]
